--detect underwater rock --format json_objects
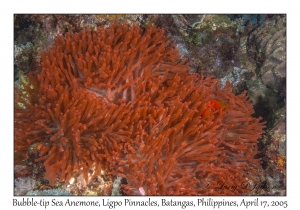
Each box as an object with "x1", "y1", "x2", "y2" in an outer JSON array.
[
  {"x1": 257, "y1": 107, "x2": 286, "y2": 196},
  {"x1": 26, "y1": 189, "x2": 72, "y2": 196},
  {"x1": 228, "y1": 14, "x2": 266, "y2": 25},
  {"x1": 14, "y1": 43, "x2": 34, "y2": 81},
  {"x1": 185, "y1": 15, "x2": 240, "y2": 76},
  {"x1": 64, "y1": 171, "x2": 113, "y2": 196},
  {"x1": 14, "y1": 177, "x2": 36, "y2": 196},
  {"x1": 246, "y1": 79, "x2": 284, "y2": 128},
  {"x1": 111, "y1": 177, "x2": 122, "y2": 196},
  {"x1": 154, "y1": 15, "x2": 240, "y2": 76}
]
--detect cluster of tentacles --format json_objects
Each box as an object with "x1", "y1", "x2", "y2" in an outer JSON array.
[{"x1": 14, "y1": 21, "x2": 264, "y2": 195}]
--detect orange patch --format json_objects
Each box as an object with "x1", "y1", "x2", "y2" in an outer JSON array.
[
  {"x1": 228, "y1": 33, "x2": 235, "y2": 38},
  {"x1": 201, "y1": 100, "x2": 228, "y2": 118},
  {"x1": 278, "y1": 156, "x2": 286, "y2": 167},
  {"x1": 37, "y1": 144, "x2": 43, "y2": 150},
  {"x1": 216, "y1": 30, "x2": 222, "y2": 35}
]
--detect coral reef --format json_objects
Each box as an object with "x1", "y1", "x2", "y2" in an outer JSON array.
[
  {"x1": 154, "y1": 15, "x2": 241, "y2": 77},
  {"x1": 26, "y1": 189, "x2": 72, "y2": 196},
  {"x1": 228, "y1": 14, "x2": 267, "y2": 26},
  {"x1": 14, "y1": 177, "x2": 37, "y2": 196},
  {"x1": 14, "y1": 43, "x2": 34, "y2": 81},
  {"x1": 244, "y1": 15, "x2": 286, "y2": 131},
  {"x1": 14, "y1": 14, "x2": 143, "y2": 81},
  {"x1": 247, "y1": 15, "x2": 286, "y2": 96},
  {"x1": 248, "y1": 106, "x2": 286, "y2": 196},
  {"x1": 243, "y1": 15, "x2": 286, "y2": 195},
  {"x1": 65, "y1": 170, "x2": 113, "y2": 196},
  {"x1": 111, "y1": 176, "x2": 122, "y2": 196},
  {"x1": 246, "y1": 79, "x2": 284, "y2": 128},
  {"x1": 15, "y1": 20, "x2": 264, "y2": 195},
  {"x1": 263, "y1": 115, "x2": 286, "y2": 195}
]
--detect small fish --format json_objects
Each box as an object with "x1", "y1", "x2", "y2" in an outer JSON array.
[{"x1": 201, "y1": 100, "x2": 228, "y2": 118}]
